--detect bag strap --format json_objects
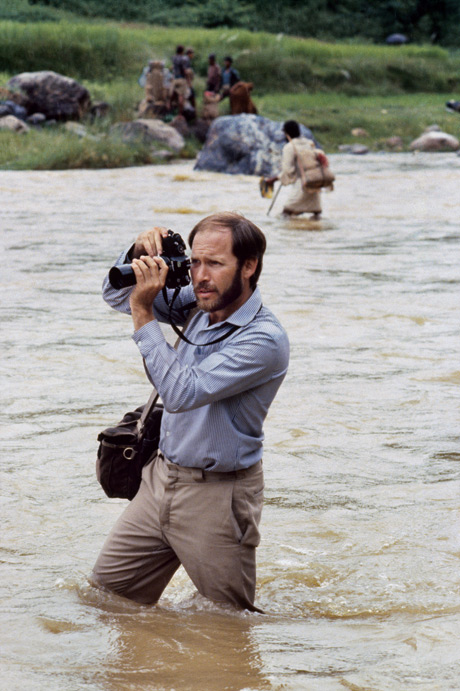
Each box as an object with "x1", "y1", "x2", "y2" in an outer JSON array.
[
  {"x1": 137, "y1": 305, "x2": 198, "y2": 434},
  {"x1": 139, "y1": 388, "x2": 160, "y2": 430},
  {"x1": 291, "y1": 142, "x2": 308, "y2": 188}
]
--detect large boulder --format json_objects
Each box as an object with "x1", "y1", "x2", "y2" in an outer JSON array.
[
  {"x1": 194, "y1": 114, "x2": 318, "y2": 176},
  {"x1": 409, "y1": 130, "x2": 459, "y2": 152},
  {"x1": 7, "y1": 71, "x2": 91, "y2": 121},
  {"x1": 111, "y1": 118, "x2": 185, "y2": 153}
]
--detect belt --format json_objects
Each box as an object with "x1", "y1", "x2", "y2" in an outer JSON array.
[{"x1": 157, "y1": 452, "x2": 262, "y2": 482}]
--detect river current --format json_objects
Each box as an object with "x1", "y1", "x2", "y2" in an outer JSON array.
[{"x1": 1, "y1": 153, "x2": 459, "y2": 690}]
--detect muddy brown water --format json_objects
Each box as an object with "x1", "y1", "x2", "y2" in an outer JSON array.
[{"x1": 1, "y1": 153, "x2": 459, "y2": 690}]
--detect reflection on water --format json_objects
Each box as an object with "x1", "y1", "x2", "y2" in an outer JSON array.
[{"x1": 1, "y1": 153, "x2": 460, "y2": 690}]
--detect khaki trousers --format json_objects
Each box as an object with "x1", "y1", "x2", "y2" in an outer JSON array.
[{"x1": 91, "y1": 453, "x2": 264, "y2": 612}]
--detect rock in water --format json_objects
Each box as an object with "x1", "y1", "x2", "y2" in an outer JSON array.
[
  {"x1": 194, "y1": 114, "x2": 317, "y2": 176},
  {"x1": 7, "y1": 71, "x2": 91, "y2": 121},
  {"x1": 409, "y1": 131, "x2": 459, "y2": 152}
]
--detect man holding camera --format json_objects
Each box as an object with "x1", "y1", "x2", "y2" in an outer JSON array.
[{"x1": 91, "y1": 212, "x2": 289, "y2": 612}]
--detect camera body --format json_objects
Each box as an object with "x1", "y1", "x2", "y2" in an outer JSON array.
[{"x1": 109, "y1": 230, "x2": 191, "y2": 290}]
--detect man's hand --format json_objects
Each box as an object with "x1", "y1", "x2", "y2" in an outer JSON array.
[
  {"x1": 132, "y1": 226, "x2": 169, "y2": 259},
  {"x1": 129, "y1": 255, "x2": 169, "y2": 331}
]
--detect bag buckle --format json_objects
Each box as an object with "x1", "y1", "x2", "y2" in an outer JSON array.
[{"x1": 123, "y1": 447, "x2": 137, "y2": 460}]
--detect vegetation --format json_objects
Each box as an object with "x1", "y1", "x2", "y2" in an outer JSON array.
[
  {"x1": 1, "y1": 20, "x2": 459, "y2": 95},
  {"x1": 20, "y1": 0, "x2": 460, "y2": 47},
  {"x1": 258, "y1": 92, "x2": 460, "y2": 151},
  {"x1": 1, "y1": 13, "x2": 460, "y2": 169}
]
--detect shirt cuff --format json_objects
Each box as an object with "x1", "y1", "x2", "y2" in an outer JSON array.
[{"x1": 132, "y1": 319, "x2": 165, "y2": 358}]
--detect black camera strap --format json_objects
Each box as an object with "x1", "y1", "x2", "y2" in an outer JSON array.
[{"x1": 163, "y1": 287, "x2": 241, "y2": 347}]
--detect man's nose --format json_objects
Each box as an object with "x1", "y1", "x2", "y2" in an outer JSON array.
[{"x1": 193, "y1": 263, "x2": 209, "y2": 282}]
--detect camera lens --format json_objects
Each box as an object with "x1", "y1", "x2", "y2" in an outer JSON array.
[{"x1": 108, "y1": 264, "x2": 136, "y2": 289}]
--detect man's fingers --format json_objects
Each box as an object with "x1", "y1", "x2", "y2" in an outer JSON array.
[
  {"x1": 134, "y1": 226, "x2": 169, "y2": 258},
  {"x1": 151, "y1": 227, "x2": 169, "y2": 256},
  {"x1": 142, "y1": 234, "x2": 155, "y2": 257},
  {"x1": 133, "y1": 256, "x2": 155, "y2": 278},
  {"x1": 144, "y1": 227, "x2": 169, "y2": 256},
  {"x1": 132, "y1": 255, "x2": 168, "y2": 285}
]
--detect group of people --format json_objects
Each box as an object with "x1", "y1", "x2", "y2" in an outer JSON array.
[
  {"x1": 138, "y1": 45, "x2": 197, "y2": 120},
  {"x1": 138, "y1": 46, "x2": 256, "y2": 121}
]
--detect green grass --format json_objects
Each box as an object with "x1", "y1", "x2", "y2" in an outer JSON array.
[
  {"x1": 2, "y1": 19, "x2": 460, "y2": 169},
  {"x1": 2, "y1": 92, "x2": 458, "y2": 170},
  {"x1": 1, "y1": 20, "x2": 460, "y2": 93},
  {"x1": 0, "y1": 125, "x2": 200, "y2": 170},
  {"x1": 258, "y1": 92, "x2": 460, "y2": 150}
]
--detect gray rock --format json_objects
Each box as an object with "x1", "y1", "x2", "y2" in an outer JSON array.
[
  {"x1": 27, "y1": 112, "x2": 47, "y2": 126},
  {"x1": 385, "y1": 136, "x2": 403, "y2": 150},
  {"x1": 194, "y1": 114, "x2": 318, "y2": 176},
  {"x1": 152, "y1": 149, "x2": 175, "y2": 160},
  {"x1": 0, "y1": 115, "x2": 29, "y2": 133},
  {"x1": 64, "y1": 121, "x2": 88, "y2": 137},
  {"x1": 111, "y1": 118, "x2": 185, "y2": 153},
  {"x1": 64, "y1": 120, "x2": 100, "y2": 141},
  {"x1": 0, "y1": 100, "x2": 27, "y2": 120},
  {"x1": 446, "y1": 100, "x2": 460, "y2": 113},
  {"x1": 338, "y1": 143, "x2": 369, "y2": 154},
  {"x1": 7, "y1": 71, "x2": 91, "y2": 121},
  {"x1": 90, "y1": 101, "x2": 110, "y2": 119},
  {"x1": 409, "y1": 131, "x2": 459, "y2": 152}
]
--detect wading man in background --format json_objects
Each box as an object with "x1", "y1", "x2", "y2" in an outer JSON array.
[
  {"x1": 91, "y1": 212, "x2": 290, "y2": 612},
  {"x1": 266, "y1": 119, "x2": 329, "y2": 220}
]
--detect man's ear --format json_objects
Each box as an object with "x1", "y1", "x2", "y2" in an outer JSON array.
[{"x1": 242, "y1": 257, "x2": 258, "y2": 281}]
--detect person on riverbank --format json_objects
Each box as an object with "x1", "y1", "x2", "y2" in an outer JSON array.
[
  {"x1": 91, "y1": 212, "x2": 290, "y2": 612},
  {"x1": 171, "y1": 45, "x2": 190, "y2": 115},
  {"x1": 220, "y1": 56, "x2": 240, "y2": 99},
  {"x1": 138, "y1": 60, "x2": 168, "y2": 118},
  {"x1": 206, "y1": 53, "x2": 222, "y2": 93},
  {"x1": 185, "y1": 47, "x2": 196, "y2": 112},
  {"x1": 265, "y1": 120, "x2": 329, "y2": 220}
]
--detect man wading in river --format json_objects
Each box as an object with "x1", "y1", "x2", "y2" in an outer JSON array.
[{"x1": 91, "y1": 212, "x2": 289, "y2": 611}]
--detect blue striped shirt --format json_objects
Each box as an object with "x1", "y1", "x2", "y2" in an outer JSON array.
[{"x1": 102, "y1": 252, "x2": 289, "y2": 472}]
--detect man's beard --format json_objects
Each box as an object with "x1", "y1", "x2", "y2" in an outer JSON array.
[{"x1": 195, "y1": 266, "x2": 243, "y2": 313}]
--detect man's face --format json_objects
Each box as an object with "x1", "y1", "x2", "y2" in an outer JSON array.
[{"x1": 190, "y1": 227, "x2": 245, "y2": 319}]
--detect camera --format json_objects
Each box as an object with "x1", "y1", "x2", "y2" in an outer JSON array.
[{"x1": 109, "y1": 230, "x2": 191, "y2": 290}]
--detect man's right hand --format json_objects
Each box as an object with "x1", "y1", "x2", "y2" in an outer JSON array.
[{"x1": 132, "y1": 226, "x2": 170, "y2": 259}]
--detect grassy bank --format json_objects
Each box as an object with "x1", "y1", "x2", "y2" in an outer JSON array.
[
  {"x1": 2, "y1": 20, "x2": 460, "y2": 94},
  {"x1": 1, "y1": 20, "x2": 460, "y2": 169},
  {"x1": 2, "y1": 91, "x2": 459, "y2": 170},
  {"x1": 258, "y1": 92, "x2": 460, "y2": 151}
]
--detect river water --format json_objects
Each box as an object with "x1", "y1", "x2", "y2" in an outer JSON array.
[{"x1": 1, "y1": 153, "x2": 459, "y2": 690}]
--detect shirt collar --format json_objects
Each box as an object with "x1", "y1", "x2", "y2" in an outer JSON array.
[
  {"x1": 225, "y1": 287, "x2": 262, "y2": 327},
  {"x1": 196, "y1": 287, "x2": 262, "y2": 331}
]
